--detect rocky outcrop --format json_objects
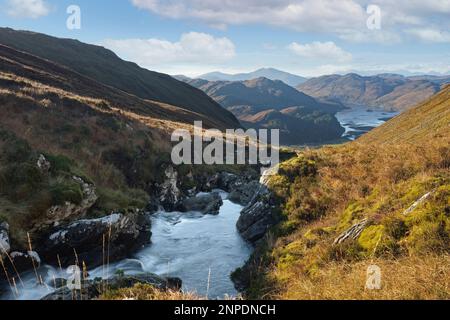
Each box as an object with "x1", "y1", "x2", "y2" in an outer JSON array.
[
  {"x1": 8, "y1": 251, "x2": 41, "y2": 272},
  {"x1": 35, "y1": 176, "x2": 98, "y2": 231},
  {"x1": 179, "y1": 192, "x2": 223, "y2": 215},
  {"x1": 38, "y1": 212, "x2": 151, "y2": 268},
  {"x1": 0, "y1": 222, "x2": 10, "y2": 257},
  {"x1": 36, "y1": 154, "x2": 51, "y2": 173},
  {"x1": 236, "y1": 186, "x2": 280, "y2": 244},
  {"x1": 158, "y1": 166, "x2": 182, "y2": 211},
  {"x1": 333, "y1": 219, "x2": 369, "y2": 245},
  {"x1": 228, "y1": 181, "x2": 261, "y2": 206},
  {"x1": 42, "y1": 273, "x2": 182, "y2": 300},
  {"x1": 402, "y1": 190, "x2": 435, "y2": 216}
]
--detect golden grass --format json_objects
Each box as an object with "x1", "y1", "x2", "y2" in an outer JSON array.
[
  {"x1": 275, "y1": 254, "x2": 449, "y2": 300},
  {"x1": 243, "y1": 86, "x2": 450, "y2": 300},
  {"x1": 99, "y1": 283, "x2": 203, "y2": 301}
]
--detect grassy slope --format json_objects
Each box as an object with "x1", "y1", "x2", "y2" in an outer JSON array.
[
  {"x1": 0, "y1": 44, "x2": 219, "y2": 248},
  {"x1": 0, "y1": 28, "x2": 240, "y2": 129},
  {"x1": 238, "y1": 85, "x2": 450, "y2": 300}
]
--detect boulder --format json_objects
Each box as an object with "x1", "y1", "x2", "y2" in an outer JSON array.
[
  {"x1": 158, "y1": 166, "x2": 182, "y2": 211},
  {"x1": 36, "y1": 154, "x2": 51, "y2": 173},
  {"x1": 35, "y1": 176, "x2": 98, "y2": 231},
  {"x1": 41, "y1": 273, "x2": 182, "y2": 300},
  {"x1": 38, "y1": 212, "x2": 151, "y2": 268},
  {"x1": 0, "y1": 222, "x2": 10, "y2": 257},
  {"x1": 228, "y1": 181, "x2": 261, "y2": 206},
  {"x1": 236, "y1": 186, "x2": 281, "y2": 244},
  {"x1": 8, "y1": 251, "x2": 41, "y2": 272},
  {"x1": 179, "y1": 192, "x2": 223, "y2": 215}
]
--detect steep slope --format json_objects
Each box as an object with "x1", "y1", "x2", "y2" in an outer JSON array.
[
  {"x1": 0, "y1": 43, "x2": 228, "y2": 251},
  {"x1": 235, "y1": 86, "x2": 450, "y2": 300},
  {"x1": 360, "y1": 84, "x2": 450, "y2": 144},
  {"x1": 0, "y1": 27, "x2": 239, "y2": 129},
  {"x1": 297, "y1": 73, "x2": 443, "y2": 111},
  {"x1": 239, "y1": 107, "x2": 345, "y2": 145},
  {"x1": 199, "y1": 68, "x2": 307, "y2": 87}
]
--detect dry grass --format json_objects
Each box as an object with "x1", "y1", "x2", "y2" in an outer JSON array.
[
  {"x1": 275, "y1": 255, "x2": 449, "y2": 300},
  {"x1": 99, "y1": 283, "x2": 204, "y2": 301},
  {"x1": 241, "y1": 86, "x2": 450, "y2": 300}
]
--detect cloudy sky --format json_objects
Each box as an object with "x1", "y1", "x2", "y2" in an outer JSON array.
[{"x1": 1, "y1": 0, "x2": 449, "y2": 77}]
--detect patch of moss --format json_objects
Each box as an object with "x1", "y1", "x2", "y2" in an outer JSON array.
[
  {"x1": 90, "y1": 187, "x2": 149, "y2": 217},
  {"x1": 338, "y1": 202, "x2": 365, "y2": 231},
  {"x1": 403, "y1": 185, "x2": 450, "y2": 254},
  {"x1": 49, "y1": 179, "x2": 84, "y2": 206}
]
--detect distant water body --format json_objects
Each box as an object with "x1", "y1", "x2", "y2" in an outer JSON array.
[{"x1": 336, "y1": 108, "x2": 399, "y2": 141}]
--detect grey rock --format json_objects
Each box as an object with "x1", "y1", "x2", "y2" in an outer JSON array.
[
  {"x1": 37, "y1": 176, "x2": 98, "y2": 231},
  {"x1": 236, "y1": 186, "x2": 281, "y2": 244},
  {"x1": 159, "y1": 166, "x2": 182, "y2": 211},
  {"x1": 4, "y1": 251, "x2": 41, "y2": 274},
  {"x1": 41, "y1": 273, "x2": 182, "y2": 300},
  {"x1": 0, "y1": 222, "x2": 10, "y2": 257},
  {"x1": 36, "y1": 154, "x2": 51, "y2": 173},
  {"x1": 180, "y1": 192, "x2": 223, "y2": 215},
  {"x1": 228, "y1": 180, "x2": 261, "y2": 206},
  {"x1": 38, "y1": 212, "x2": 151, "y2": 268}
]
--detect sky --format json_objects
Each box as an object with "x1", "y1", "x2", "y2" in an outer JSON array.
[{"x1": 0, "y1": 0, "x2": 449, "y2": 77}]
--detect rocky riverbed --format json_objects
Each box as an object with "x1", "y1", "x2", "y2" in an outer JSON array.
[{"x1": 0, "y1": 168, "x2": 280, "y2": 300}]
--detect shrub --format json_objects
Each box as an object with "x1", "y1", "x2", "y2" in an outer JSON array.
[{"x1": 49, "y1": 180, "x2": 84, "y2": 206}]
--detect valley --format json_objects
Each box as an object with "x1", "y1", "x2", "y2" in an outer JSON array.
[{"x1": 0, "y1": 26, "x2": 448, "y2": 301}]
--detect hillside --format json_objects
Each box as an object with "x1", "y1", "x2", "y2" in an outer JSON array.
[
  {"x1": 187, "y1": 77, "x2": 345, "y2": 145},
  {"x1": 0, "y1": 41, "x2": 233, "y2": 252},
  {"x1": 235, "y1": 85, "x2": 450, "y2": 299},
  {"x1": 360, "y1": 84, "x2": 450, "y2": 144},
  {"x1": 239, "y1": 107, "x2": 345, "y2": 145},
  {"x1": 0, "y1": 28, "x2": 239, "y2": 129},
  {"x1": 187, "y1": 77, "x2": 336, "y2": 111},
  {"x1": 199, "y1": 68, "x2": 307, "y2": 87},
  {"x1": 297, "y1": 73, "x2": 444, "y2": 111}
]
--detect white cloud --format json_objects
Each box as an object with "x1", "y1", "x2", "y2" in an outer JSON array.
[
  {"x1": 102, "y1": 32, "x2": 236, "y2": 68},
  {"x1": 131, "y1": 0, "x2": 367, "y2": 33},
  {"x1": 406, "y1": 28, "x2": 450, "y2": 43},
  {"x1": 6, "y1": 0, "x2": 50, "y2": 18},
  {"x1": 130, "y1": 0, "x2": 450, "y2": 44},
  {"x1": 339, "y1": 30, "x2": 402, "y2": 44},
  {"x1": 288, "y1": 41, "x2": 352, "y2": 62}
]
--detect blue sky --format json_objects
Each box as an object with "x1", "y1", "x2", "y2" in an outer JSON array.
[{"x1": 1, "y1": 0, "x2": 449, "y2": 77}]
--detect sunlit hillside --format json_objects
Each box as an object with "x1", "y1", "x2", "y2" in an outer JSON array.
[{"x1": 235, "y1": 85, "x2": 450, "y2": 300}]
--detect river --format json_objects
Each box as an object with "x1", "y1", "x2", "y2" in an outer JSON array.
[{"x1": 1, "y1": 191, "x2": 252, "y2": 300}]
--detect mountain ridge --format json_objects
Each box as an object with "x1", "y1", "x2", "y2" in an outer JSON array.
[
  {"x1": 0, "y1": 27, "x2": 240, "y2": 129},
  {"x1": 198, "y1": 68, "x2": 307, "y2": 87},
  {"x1": 297, "y1": 73, "x2": 446, "y2": 111}
]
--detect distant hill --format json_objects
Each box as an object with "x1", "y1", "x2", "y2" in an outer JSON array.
[
  {"x1": 407, "y1": 75, "x2": 450, "y2": 86},
  {"x1": 187, "y1": 77, "x2": 342, "y2": 113},
  {"x1": 360, "y1": 84, "x2": 450, "y2": 144},
  {"x1": 297, "y1": 73, "x2": 444, "y2": 111},
  {"x1": 186, "y1": 77, "x2": 345, "y2": 145},
  {"x1": 199, "y1": 68, "x2": 307, "y2": 87},
  {"x1": 238, "y1": 106, "x2": 345, "y2": 145},
  {"x1": 0, "y1": 27, "x2": 239, "y2": 129}
]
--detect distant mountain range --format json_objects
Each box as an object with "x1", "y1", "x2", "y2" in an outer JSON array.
[
  {"x1": 197, "y1": 68, "x2": 308, "y2": 87},
  {"x1": 186, "y1": 77, "x2": 342, "y2": 113},
  {"x1": 297, "y1": 73, "x2": 449, "y2": 111},
  {"x1": 0, "y1": 27, "x2": 239, "y2": 129}
]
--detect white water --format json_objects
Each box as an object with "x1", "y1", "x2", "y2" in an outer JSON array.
[{"x1": 1, "y1": 191, "x2": 252, "y2": 300}]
